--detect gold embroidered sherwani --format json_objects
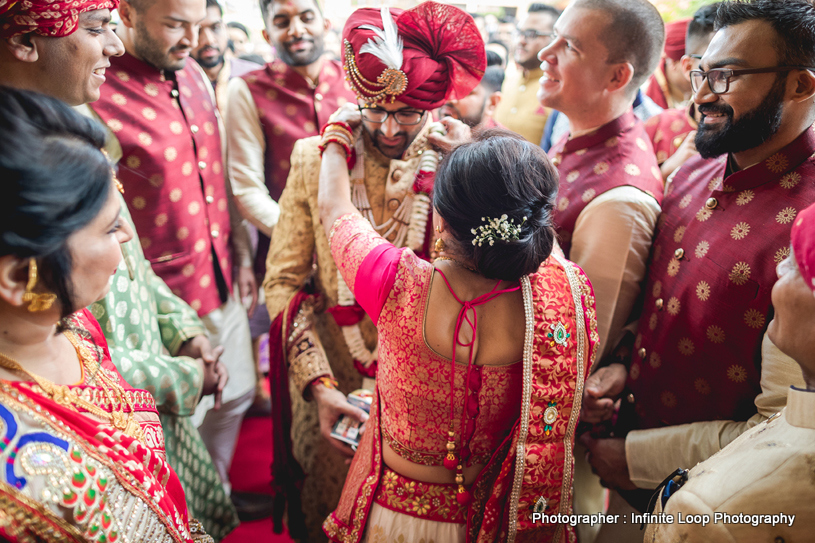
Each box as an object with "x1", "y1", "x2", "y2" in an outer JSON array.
[{"x1": 263, "y1": 123, "x2": 432, "y2": 541}]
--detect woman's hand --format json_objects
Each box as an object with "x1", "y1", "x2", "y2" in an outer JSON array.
[{"x1": 328, "y1": 103, "x2": 363, "y2": 130}]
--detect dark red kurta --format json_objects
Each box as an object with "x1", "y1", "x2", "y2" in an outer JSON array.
[
  {"x1": 628, "y1": 128, "x2": 815, "y2": 430},
  {"x1": 548, "y1": 109, "x2": 664, "y2": 256},
  {"x1": 93, "y1": 53, "x2": 233, "y2": 316},
  {"x1": 242, "y1": 59, "x2": 355, "y2": 274},
  {"x1": 644, "y1": 106, "x2": 696, "y2": 165}
]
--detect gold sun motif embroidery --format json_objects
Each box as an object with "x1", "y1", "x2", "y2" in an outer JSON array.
[
  {"x1": 649, "y1": 352, "x2": 661, "y2": 368},
  {"x1": 605, "y1": 136, "x2": 619, "y2": 147},
  {"x1": 566, "y1": 170, "x2": 580, "y2": 183},
  {"x1": 694, "y1": 378, "x2": 711, "y2": 395},
  {"x1": 765, "y1": 153, "x2": 789, "y2": 173},
  {"x1": 661, "y1": 391, "x2": 678, "y2": 408},
  {"x1": 729, "y1": 262, "x2": 751, "y2": 285},
  {"x1": 696, "y1": 207, "x2": 713, "y2": 222},
  {"x1": 652, "y1": 280, "x2": 662, "y2": 297},
  {"x1": 736, "y1": 190, "x2": 754, "y2": 206},
  {"x1": 666, "y1": 297, "x2": 681, "y2": 315},
  {"x1": 625, "y1": 163, "x2": 641, "y2": 176},
  {"x1": 775, "y1": 246, "x2": 791, "y2": 263},
  {"x1": 727, "y1": 364, "x2": 748, "y2": 383},
  {"x1": 776, "y1": 207, "x2": 797, "y2": 225},
  {"x1": 707, "y1": 176, "x2": 722, "y2": 190},
  {"x1": 557, "y1": 197, "x2": 569, "y2": 211},
  {"x1": 695, "y1": 241, "x2": 710, "y2": 259},
  {"x1": 667, "y1": 257, "x2": 681, "y2": 277},
  {"x1": 744, "y1": 308, "x2": 765, "y2": 329},
  {"x1": 673, "y1": 226, "x2": 686, "y2": 243},
  {"x1": 677, "y1": 337, "x2": 695, "y2": 356},
  {"x1": 780, "y1": 172, "x2": 801, "y2": 189},
  {"x1": 649, "y1": 313, "x2": 658, "y2": 330},
  {"x1": 582, "y1": 188, "x2": 597, "y2": 202},
  {"x1": 679, "y1": 194, "x2": 693, "y2": 209},
  {"x1": 696, "y1": 281, "x2": 711, "y2": 301},
  {"x1": 706, "y1": 325, "x2": 726, "y2": 344},
  {"x1": 594, "y1": 162, "x2": 610, "y2": 175},
  {"x1": 730, "y1": 222, "x2": 750, "y2": 240}
]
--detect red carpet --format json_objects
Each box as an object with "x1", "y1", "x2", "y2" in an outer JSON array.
[{"x1": 222, "y1": 412, "x2": 294, "y2": 543}]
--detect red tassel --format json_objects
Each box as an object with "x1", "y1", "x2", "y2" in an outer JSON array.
[
  {"x1": 456, "y1": 486, "x2": 471, "y2": 505},
  {"x1": 444, "y1": 452, "x2": 458, "y2": 470}
]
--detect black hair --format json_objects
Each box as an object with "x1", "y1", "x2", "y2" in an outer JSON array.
[
  {"x1": 686, "y1": 3, "x2": 719, "y2": 53},
  {"x1": 573, "y1": 0, "x2": 665, "y2": 94},
  {"x1": 206, "y1": 0, "x2": 224, "y2": 17},
  {"x1": 259, "y1": 0, "x2": 323, "y2": 22},
  {"x1": 715, "y1": 0, "x2": 815, "y2": 68},
  {"x1": 226, "y1": 21, "x2": 250, "y2": 39},
  {"x1": 0, "y1": 87, "x2": 112, "y2": 318},
  {"x1": 485, "y1": 49, "x2": 503, "y2": 68},
  {"x1": 528, "y1": 3, "x2": 561, "y2": 19},
  {"x1": 433, "y1": 129, "x2": 558, "y2": 282},
  {"x1": 480, "y1": 65, "x2": 505, "y2": 93}
]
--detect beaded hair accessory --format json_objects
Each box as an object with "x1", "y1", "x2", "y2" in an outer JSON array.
[{"x1": 471, "y1": 214, "x2": 527, "y2": 247}]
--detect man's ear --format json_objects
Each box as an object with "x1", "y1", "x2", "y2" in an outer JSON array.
[
  {"x1": 679, "y1": 55, "x2": 695, "y2": 82},
  {"x1": 485, "y1": 91, "x2": 502, "y2": 116},
  {"x1": 4, "y1": 33, "x2": 39, "y2": 63},
  {"x1": 791, "y1": 68, "x2": 815, "y2": 104},
  {"x1": 607, "y1": 62, "x2": 634, "y2": 93},
  {"x1": 117, "y1": 0, "x2": 137, "y2": 29},
  {"x1": 0, "y1": 255, "x2": 31, "y2": 308}
]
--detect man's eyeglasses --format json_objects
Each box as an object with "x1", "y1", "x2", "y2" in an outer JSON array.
[
  {"x1": 358, "y1": 106, "x2": 425, "y2": 125},
  {"x1": 690, "y1": 65, "x2": 814, "y2": 94},
  {"x1": 513, "y1": 29, "x2": 555, "y2": 41}
]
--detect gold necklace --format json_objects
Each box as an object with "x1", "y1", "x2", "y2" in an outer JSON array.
[
  {"x1": 434, "y1": 256, "x2": 479, "y2": 273},
  {"x1": 0, "y1": 331, "x2": 144, "y2": 441}
]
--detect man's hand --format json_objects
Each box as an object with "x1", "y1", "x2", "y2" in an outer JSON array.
[
  {"x1": 328, "y1": 103, "x2": 363, "y2": 130},
  {"x1": 427, "y1": 116, "x2": 472, "y2": 154},
  {"x1": 660, "y1": 130, "x2": 698, "y2": 182},
  {"x1": 310, "y1": 381, "x2": 369, "y2": 458},
  {"x1": 581, "y1": 363, "x2": 627, "y2": 423},
  {"x1": 580, "y1": 435, "x2": 637, "y2": 490},
  {"x1": 237, "y1": 266, "x2": 258, "y2": 317},
  {"x1": 179, "y1": 336, "x2": 228, "y2": 408}
]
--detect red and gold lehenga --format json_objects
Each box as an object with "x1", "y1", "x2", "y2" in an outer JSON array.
[
  {"x1": 322, "y1": 214, "x2": 599, "y2": 543},
  {"x1": 0, "y1": 309, "x2": 209, "y2": 543}
]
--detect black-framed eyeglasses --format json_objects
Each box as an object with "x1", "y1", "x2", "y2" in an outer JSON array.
[
  {"x1": 513, "y1": 29, "x2": 555, "y2": 41},
  {"x1": 358, "y1": 106, "x2": 425, "y2": 125},
  {"x1": 690, "y1": 65, "x2": 814, "y2": 94}
]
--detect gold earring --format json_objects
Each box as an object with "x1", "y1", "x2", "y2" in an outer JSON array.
[
  {"x1": 435, "y1": 225, "x2": 442, "y2": 234},
  {"x1": 22, "y1": 258, "x2": 57, "y2": 312},
  {"x1": 435, "y1": 238, "x2": 445, "y2": 253}
]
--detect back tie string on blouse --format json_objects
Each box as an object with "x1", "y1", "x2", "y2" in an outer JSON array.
[{"x1": 434, "y1": 267, "x2": 520, "y2": 504}]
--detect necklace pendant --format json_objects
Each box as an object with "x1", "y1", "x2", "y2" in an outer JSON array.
[
  {"x1": 124, "y1": 418, "x2": 143, "y2": 441},
  {"x1": 111, "y1": 410, "x2": 128, "y2": 431}
]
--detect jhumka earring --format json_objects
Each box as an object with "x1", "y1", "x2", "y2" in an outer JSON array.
[
  {"x1": 435, "y1": 238, "x2": 445, "y2": 253},
  {"x1": 22, "y1": 258, "x2": 56, "y2": 312}
]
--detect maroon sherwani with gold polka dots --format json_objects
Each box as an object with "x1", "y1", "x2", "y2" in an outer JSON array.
[
  {"x1": 624, "y1": 127, "x2": 815, "y2": 485},
  {"x1": 92, "y1": 53, "x2": 233, "y2": 317},
  {"x1": 644, "y1": 106, "x2": 696, "y2": 165}
]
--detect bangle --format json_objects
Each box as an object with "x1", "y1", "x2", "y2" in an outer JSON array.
[
  {"x1": 321, "y1": 120, "x2": 353, "y2": 137},
  {"x1": 319, "y1": 135, "x2": 356, "y2": 170},
  {"x1": 313, "y1": 376, "x2": 339, "y2": 390}
]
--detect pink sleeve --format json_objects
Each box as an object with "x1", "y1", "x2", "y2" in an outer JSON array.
[{"x1": 329, "y1": 213, "x2": 405, "y2": 324}]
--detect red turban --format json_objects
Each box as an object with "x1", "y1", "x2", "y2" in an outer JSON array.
[
  {"x1": 342, "y1": 2, "x2": 486, "y2": 110},
  {"x1": 664, "y1": 18, "x2": 690, "y2": 61},
  {"x1": 792, "y1": 203, "x2": 815, "y2": 292},
  {"x1": 0, "y1": 0, "x2": 118, "y2": 39}
]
